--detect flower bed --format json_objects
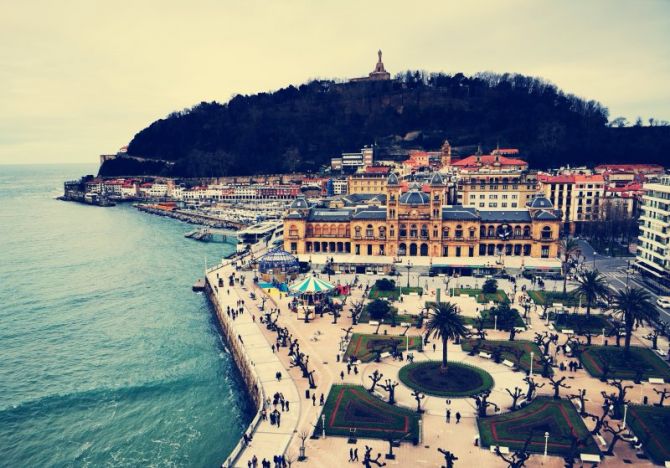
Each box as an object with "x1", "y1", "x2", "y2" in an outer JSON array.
[
  {"x1": 628, "y1": 405, "x2": 670, "y2": 465},
  {"x1": 461, "y1": 339, "x2": 544, "y2": 374},
  {"x1": 344, "y1": 333, "x2": 422, "y2": 363},
  {"x1": 580, "y1": 346, "x2": 670, "y2": 381},
  {"x1": 454, "y1": 288, "x2": 509, "y2": 304}
]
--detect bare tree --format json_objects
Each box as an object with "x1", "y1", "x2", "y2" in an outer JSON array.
[
  {"x1": 284, "y1": 451, "x2": 296, "y2": 468},
  {"x1": 548, "y1": 375, "x2": 571, "y2": 399},
  {"x1": 523, "y1": 376, "x2": 545, "y2": 402},
  {"x1": 586, "y1": 403, "x2": 611, "y2": 435},
  {"x1": 472, "y1": 390, "x2": 500, "y2": 417},
  {"x1": 411, "y1": 390, "x2": 426, "y2": 413},
  {"x1": 495, "y1": 432, "x2": 533, "y2": 468},
  {"x1": 654, "y1": 387, "x2": 670, "y2": 407},
  {"x1": 506, "y1": 387, "x2": 526, "y2": 411},
  {"x1": 368, "y1": 369, "x2": 383, "y2": 393},
  {"x1": 534, "y1": 332, "x2": 552, "y2": 355},
  {"x1": 380, "y1": 379, "x2": 399, "y2": 405},
  {"x1": 297, "y1": 430, "x2": 309, "y2": 461},
  {"x1": 437, "y1": 448, "x2": 459, "y2": 468},
  {"x1": 362, "y1": 445, "x2": 386, "y2": 468},
  {"x1": 569, "y1": 389, "x2": 589, "y2": 416},
  {"x1": 602, "y1": 420, "x2": 627, "y2": 456},
  {"x1": 601, "y1": 379, "x2": 632, "y2": 418}
]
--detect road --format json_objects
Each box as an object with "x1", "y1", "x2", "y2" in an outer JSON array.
[{"x1": 576, "y1": 239, "x2": 670, "y2": 324}]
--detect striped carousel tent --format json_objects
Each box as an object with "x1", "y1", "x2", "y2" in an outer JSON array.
[{"x1": 288, "y1": 276, "x2": 336, "y2": 295}]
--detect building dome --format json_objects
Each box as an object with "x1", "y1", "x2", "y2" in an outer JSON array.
[
  {"x1": 289, "y1": 196, "x2": 309, "y2": 210},
  {"x1": 258, "y1": 248, "x2": 300, "y2": 276},
  {"x1": 527, "y1": 195, "x2": 554, "y2": 209},
  {"x1": 429, "y1": 172, "x2": 445, "y2": 186},
  {"x1": 387, "y1": 172, "x2": 400, "y2": 186},
  {"x1": 399, "y1": 189, "x2": 429, "y2": 205},
  {"x1": 408, "y1": 181, "x2": 422, "y2": 191}
]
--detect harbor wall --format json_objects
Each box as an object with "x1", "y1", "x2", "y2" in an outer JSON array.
[
  {"x1": 205, "y1": 276, "x2": 264, "y2": 468},
  {"x1": 136, "y1": 204, "x2": 244, "y2": 229}
]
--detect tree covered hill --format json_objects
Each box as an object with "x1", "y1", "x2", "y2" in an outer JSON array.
[{"x1": 100, "y1": 71, "x2": 670, "y2": 177}]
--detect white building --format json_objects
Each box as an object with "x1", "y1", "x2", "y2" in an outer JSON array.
[{"x1": 636, "y1": 176, "x2": 670, "y2": 284}]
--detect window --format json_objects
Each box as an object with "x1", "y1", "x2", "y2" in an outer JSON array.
[
  {"x1": 366, "y1": 224, "x2": 373, "y2": 238},
  {"x1": 288, "y1": 225, "x2": 298, "y2": 238},
  {"x1": 354, "y1": 226, "x2": 361, "y2": 238},
  {"x1": 455, "y1": 225, "x2": 463, "y2": 238},
  {"x1": 469, "y1": 228, "x2": 475, "y2": 238},
  {"x1": 541, "y1": 226, "x2": 552, "y2": 239}
]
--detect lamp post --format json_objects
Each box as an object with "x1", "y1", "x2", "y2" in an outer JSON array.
[
  {"x1": 405, "y1": 261, "x2": 413, "y2": 290},
  {"x1": 406, "y1": 334, "x2": 409, "y2": 353},
  {"x1": 494, "y1": 313, "x2": 498, "y2": 332},
  {"x1": 602, "y1": 328, "x2": 606, "y2": 345},
  {"x1": 544, "y1": 432, "x2": 549, "y2": 457},
  {"x1": 530, "y1": 351, "x2": 534, "y2": 377},
  {"x1": 322, "y1": 414, "x2": 326, "y2": 438},
  {"x1": 622, "y1": 404, "x2": 629, "y2": 430}
]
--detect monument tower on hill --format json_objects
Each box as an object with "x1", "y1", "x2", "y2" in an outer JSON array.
[{"x1": 351, "y1": 50, "x2": 391, "y2": 82}]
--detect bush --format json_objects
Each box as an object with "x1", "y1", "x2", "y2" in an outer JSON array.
[
  {"x1": 367, "y1": 299, "x2": 392, "y2": 320},
  {"x1": 490, "y1": 303, "x2": 519, "y2": 330},
  {"x1": 482, "y1": 278, "x2": 498, "y2": 294},
  {"x1": 374, "y1": 278, "x2": 396, "y2": 291}
]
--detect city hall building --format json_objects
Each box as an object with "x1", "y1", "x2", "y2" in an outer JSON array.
[{"x1": 284, "y1": 172, "x2": 561, "y2": 259}]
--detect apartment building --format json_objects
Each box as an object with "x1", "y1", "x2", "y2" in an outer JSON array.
[
  {"x1": 636, "y1": 176, "x2": 670, "y2": 284},
  {"x1": 538, "y1": 174, "x2": 605, "y2": 232}
]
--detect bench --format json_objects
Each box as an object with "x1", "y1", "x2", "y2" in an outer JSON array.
[
  {"x1": 400, "y1": 322, "x2": 411, "y2": 328},
  {"x1": 464, "y1": 324, "x2": 474, "y2": 330},
  {"x1": 380, "y1": 352, "x2": 391, "y2": 359},
  {"x1": 460, "y1": 294, "x2": 470, "y2": 298},
  {"x1": 649, "y1": 378, "x2": 665, "y2": 385},
  {"x1": 369, "y1": 321, "x2": 380, "y2": 326},
  {"x1": 479, "y1": 352, "x2": 492, "y2": 359},
  {"x1": 656, "y1": 349, "x2": 668, "y2": 357},
  {"x1": 514, "y1": 326, "x2": 525, "y2": 332},
  {"x1": 562, "y1": 329, "x2": 574, "y2": 335},
  {"x1": 502, "y1": 360, "x2": 515, "y2": 368},
  {"x1": 547, "y1": 324, "x2": 555, "y2": 330},
  {"x1": 490, "y1": 446, "x2": 509, "y2": 454},
  {"x1": 580, "y1": 454, "x2": 601, "y2": 463},
  {"x1": 595, "y1": 434, "x2": 607, "y2": 447}
]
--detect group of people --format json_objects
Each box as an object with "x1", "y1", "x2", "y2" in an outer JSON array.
[
  {"x1": 245, "y1": 454, "x2": 287, "y2": 468},
  {"x1": 226, "y1": 300, "x2": 247, "y2": 321}
]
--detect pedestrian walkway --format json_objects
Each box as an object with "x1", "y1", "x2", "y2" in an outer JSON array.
[{"x1": 206, "y1": 266, "x2": 300, "y2": 468}]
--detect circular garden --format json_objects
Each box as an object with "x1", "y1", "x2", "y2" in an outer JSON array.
[{"x1": 398, "y1": 361, "x2": 494, "y2": 397}]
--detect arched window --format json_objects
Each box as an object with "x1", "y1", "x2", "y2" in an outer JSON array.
[
  {"x1": 523, "y1": 226, "x2": 531, "y2": 237},
  {"x1": 410, "y1": 224, "x2": 418, "y2": 238},
  {"x1": 399, "y1": 224, "x2": 407, "y2": 237},
  {"x1": 288, "y1": 225, "x2": 298, "y2": 238},
  {"x1": 420, "y1": 224, "x2": 428, "y2": 238},
  {"x1": 354, "y1": 226, "x2": 362, "y2": 238},
  {"x1": 323, "y1": 225, "x2": 330, "y2": 236},
  {"x1": 542, "y1": 226, "x2": 552, "y2": 239},
  {"x1": 514, "y1": 226, "x2": 521, "y2": 237},
  {"x1": 314, "y1": 225, "x2": 322, "y2": 237},
  {"x1": 469, "y1": 227, "x2": 475, "y2": 238},
  {"x1": 488, "y1": 225, "x2": 495, "y2": 237},
  {"x1": 338, "y1": 225, "x2": 346, "y2": 237},
  {"x1": 366, "y1": 224, "x2": 373, "y2": 238},
  {"x1": 480, "y1": 226, "x2": 486, "y2": 237},
  {"x1": 455, "y1": 225, "x2": 463, "y2": 239},
  {"x1": 443, "y1": 227, "x2": 450, "y2": 239},
  {"x1": 379, "y1": 226, "x2": 386, "y2": 238}
]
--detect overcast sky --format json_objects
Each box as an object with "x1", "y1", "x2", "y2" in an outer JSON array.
[{"x1": 1, "y1": 0, "x2": 669, "y2": 165}]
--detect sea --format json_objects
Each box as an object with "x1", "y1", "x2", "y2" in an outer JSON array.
[{"x1": 0, "y1": 164, "x2": 253, "y2": 467}]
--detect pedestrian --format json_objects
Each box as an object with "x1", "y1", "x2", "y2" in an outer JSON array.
[
  {"x1": 353, "y1": 448, "x2": 358, "y2": 461},
  {"x1": 340, "y1": 370, "x2": 345, "y2": 380},
  {"x1": 271, "y1": 344, "x2": 275, "y2": 353},
  {"x1": 456, "y1": 412, "x2": 461, "y2": 423},
  {"x1": 285, "y1": 400, "x2": 290, "y2": 412},
  {"x1": 312, "y1": 394, "x2": 316, "y2": 406},
  {"x1": 349, "y1": 448, "x2": 353, "y2": 462},
  {"x1": 433, "y1": 343, "x2": 436, "y2": 353},
  {"x1": 446, "y1": 409, "x2": 451, "y2": 423},
  {"x1": 354, "y1": 366, "x2": 359, "y2": 375},
  {"x1": 320, "y1": 393, "x2": 324, "y2": 406},
  {"x1": 347, "y1": 364, "x2": 351, "y2": 375}
]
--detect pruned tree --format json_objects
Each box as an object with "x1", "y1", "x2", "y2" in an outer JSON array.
[
  {"x1": 602, "y1": 420, "x2": 627, "y2": 456},
  {"x1": 523, "y1": 376, "x2": 545, "y2": 402},
  {"x1": 563, "y1": 435, "x2": 589, "y2": 468},
  {"x1": 534, "y1": 332, "x2": 552, "y2": 355},
  {"x1": 284, "y1": 451, "x2": 296, "y2": 468},
  {"x1": 509, "y1": 326, "x2": 517, "y2": 342},
  {"x1": 511, "y1": 347, "x2": 525, "y2": 369},
  {"x1": 586, "y1": 402, "x2": 611, "y2": 435},
  {"x1": 495, "y1": 432, "x2": 533, "y2": 468},
  {"x1": 362, "y1": 445, "x2": 386, "y2": 468},
  {"x1": 654, "y1": 387, "x2": 670, "y2": 407},
  {"x1": 350, "y1": 300, "x2": 364, "y2": 326},
  {"x1": 472, "y1": 390, "x2": 500, "y2": 417},
  {"x1": 548, "y1": 375, "x2": 571, "y2": 399},
  {"x1": 380, "y1": 379, "x2": 399, "y2": 405},
  {"x1": 437, "y1": 448, "x2": 458, "y2": 468},
  {"x1": 601, "y1": 379, "x2": 632, "y2": 419},
  {"x1": 569, "y1": 389, "x2": 589, "y2": 416},
  {"x1": 341, "y1": 326, "x2": 353, "y2": 341},
  {"x1": 506, "y1": 387, "x2": 526, "y2": 411},
  {"x1": 297, "y1": 430, "x2": 309, "y2": 461},
  {"x1": 474, "y1": 316, "x2": 487, "y2": 340},
  {"x1": 411, "y1": 389, "x2": 426, "y2": 413},
  {"x1": 368, "y1": 369, "x2": 383, "y2": 393}
]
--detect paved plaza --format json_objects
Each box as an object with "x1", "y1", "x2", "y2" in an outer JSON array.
[{"x1": 207, "y1": 250, "x2": 669, "y2": 468}]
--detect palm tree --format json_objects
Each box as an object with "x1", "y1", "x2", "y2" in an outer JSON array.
[
  {"x1": 425, "y1": 302, "x2": 469, "y2": 369},
  {"x1": 574, "y1": 270, "x2": 609, "y2": 316},
  {"x1": 611, "y1": 287, "x2": 657, "y2": 356},
  {"x1": 559, "y1": 238, "x2": 580, "y2": 294}
]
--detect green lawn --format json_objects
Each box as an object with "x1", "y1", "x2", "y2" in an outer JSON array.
[
  {"x1": 454, "y1": 288, "x2": 509, "y2": 304},
  {"x1": 321, "y1": 384, "x2": 420, "y2": 443},
  {"x1": 368, "y1": 285, "x2": 423, "y2": 300},
  {"x1": 580, "y1": 346, "x2": 670, "y2": 381},
  {"x1": 462, "y1": 309, "x2": 525, "y2": 330},
  {"x1": 358, "y1": 305, "x2": 418, "y2": 326},
  {"x1": 628, "y1": 405, "x2": 670, "y2": 464},
  {"x1": 461, "y1": 339, "x2": 545, "y2": 374},
  {"x1": 551, "y1": 313, "x2": 613, "y2": 334},
  {"x1": 527, "y1": 290, "x2": 585, "y2": 307},
  {"x1": 398, "y1": 361, "x2": 493, "y2": 397},
  {"x1": 477, "y1": 398, "x2": 600, "y2": 456},
  {"x1": 344, "y1": 333, "x2": 422, "y2": 363}
]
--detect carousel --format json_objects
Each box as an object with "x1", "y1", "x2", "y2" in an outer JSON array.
[
  {"x1": 257, "y1": 248, "x2": 300, "y2": 284},
  {"x1": 288, "y1": 275, "x2": 341, "y2": 320}
]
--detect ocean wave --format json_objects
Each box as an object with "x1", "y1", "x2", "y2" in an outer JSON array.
[{"x1": 0, "y1": 377, "x2": 199, "y2": 422}]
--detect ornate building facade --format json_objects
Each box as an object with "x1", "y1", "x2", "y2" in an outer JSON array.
[{"x1": 284, "y1": 173, "x2": 561, "y2": 259}]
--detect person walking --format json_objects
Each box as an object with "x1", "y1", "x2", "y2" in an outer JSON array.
[
  {"x1": 349, "y1": 448, "x2": 353, "y2": 462},
  {"x1": 456, "y1": 412, "x2": 461, "y2": 424},
  {"x1": 446, "y1": 409, "x2": 451, "y2": 423}
]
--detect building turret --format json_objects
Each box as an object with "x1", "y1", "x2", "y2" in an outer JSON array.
[{"x1": 440, "y1": 140, "x2": 452, "y2": 168}]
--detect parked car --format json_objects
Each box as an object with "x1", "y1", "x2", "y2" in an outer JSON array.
[{"x1": 657, "y1": 297, "x2": 670, "y2": 309}]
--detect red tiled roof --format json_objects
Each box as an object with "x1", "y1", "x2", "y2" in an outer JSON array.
[
  {"x1": 452, "y1": 154, "x2": 527, "y2": 168},
  {"x1": 365, "y1": 166, "x2": 391, "y2": 174},
  {"x1": 595, "y1": 164, "x2": 664, "y2": 173}
]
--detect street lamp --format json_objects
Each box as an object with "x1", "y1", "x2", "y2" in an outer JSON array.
[
  {"x1": 544, "y1": 432, "x2": 549, "y2": 457},
  {"x1": 602, "y1": 328, "x2": 606, "y2": 345},
  {"x1": 405, "y1": 261, "x2": 413, "y2": 290},
  {"x1": 622, "y1": 404, "x2": 629, "y2": 430},
  {"x1": 494, "y1": 313, "x2": 498, "y2": 332},
  {"x1": 322, "y1": 414, "x2": 326, "y2": 438},
  {"x1": 530, "y1": 351, "x2": 534, "y2": 377}
]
